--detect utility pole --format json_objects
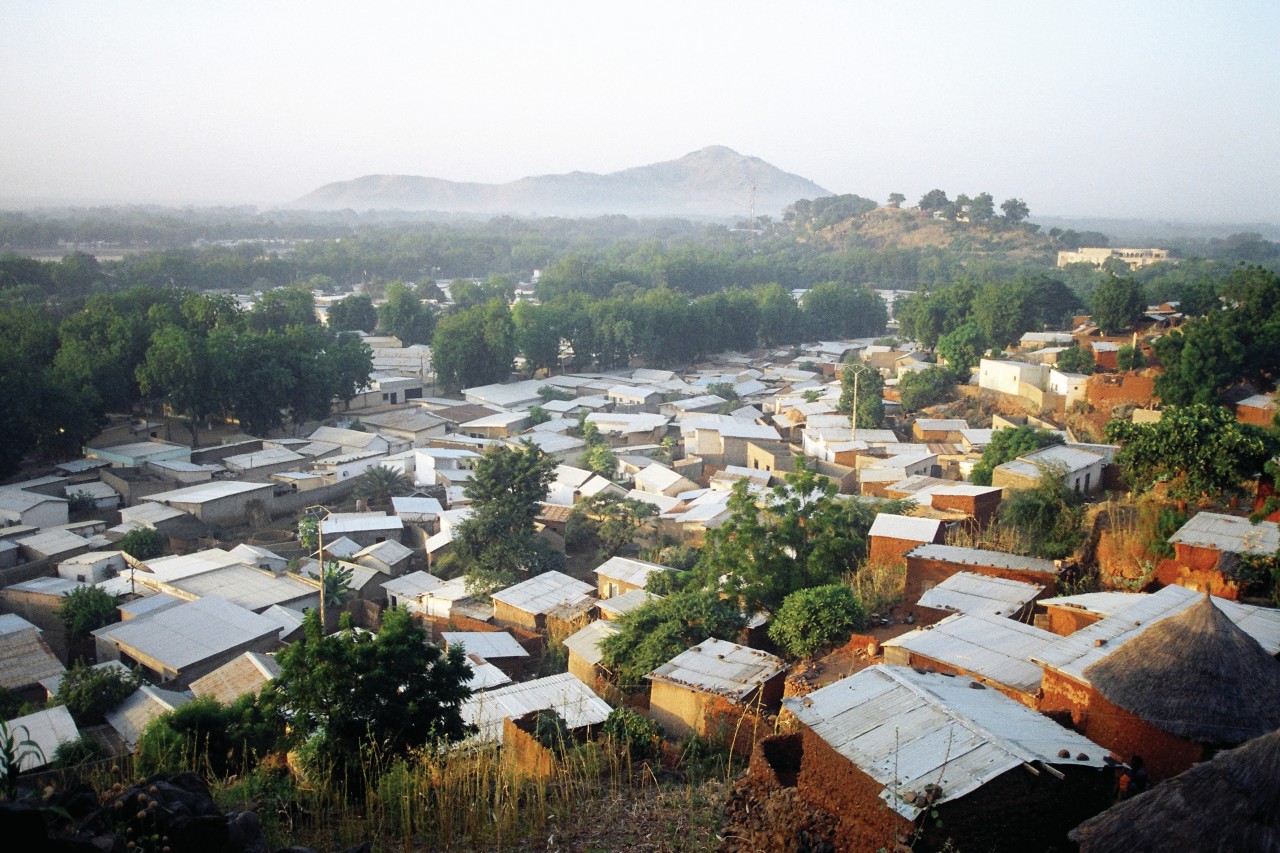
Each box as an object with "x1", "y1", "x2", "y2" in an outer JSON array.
[
  {"x1": 306, "y1": 505, "x2": 329, "y2": 631},
  {"x1": 850, "y1": 366, "x2": 860, "y2": 442}
]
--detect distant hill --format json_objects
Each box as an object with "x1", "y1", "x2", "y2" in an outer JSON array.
[
  {"x1": 294, "y1": 146, "x2": 831, "y2": 218},
  {"x1": 809, "y1": 206, "x2": 1055, "y2": 259}
]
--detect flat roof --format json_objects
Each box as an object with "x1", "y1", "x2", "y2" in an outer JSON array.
[
  {"x1": 906, "y1": 543, "x2": 1059, "y2": 575},
  {"x1": 1167, "y1": 512, "x2": 1280, "y2": 556},
  {"x1": 100, "y1": 596, "x2": 280, "y2": 672},
  {"x1": 145, "y1": 481, "x2": 273, "y2": 505},
  {"x1": 868, "y1": 513, "x2": 943, "y2": 542},
  {"x1": 441, "y1": 631, "x2": 530, "y2": 660}
]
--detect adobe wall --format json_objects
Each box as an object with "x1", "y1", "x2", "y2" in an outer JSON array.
[
  {"x1": 648, "y1": 680, "x2": 704, "y2": 740},
  {"x1": 502, "y1": 716, "x2": 557, "y2": 780},
  {"x1": 1038, "y1": 668, "x2": 1205, "y2": 782},
  {"x1": 870, "y1": 534, "x2": 937, "y2": 567},
  {"x1": 567, "y1": 652, "x2": 603, "y2": 690},
  {"x1": 1155, "y1": 544, "x2": 1241, "y2": 600},
  {"x1": 902, "y1": 555, "x2": 1056, "y2": 608},
  {"x1": 794, "y1": 725, "x2": 914, "y2": 853},
  {"x1": 927, "y1": 764, "x2": 1112, "y2": 853},
  {"x1": 0, "y1": 586, "x2": 70, "y2": 662},
  {"x1": 1237, "y1": 404, "x2": 1276, "y2": 429},
  {"x1": 1085, "y1": 372, "x2": 1156, "y2": 406},
  {"x1": 1040, "y1": 604, "x2": 1103, "y2": 636},
  {"x1": 931, "y1": 491, "x2": 1002, "y2": 526},
  {"x1": 492, "y1": 600, "x2": 539, "y2": 632}
]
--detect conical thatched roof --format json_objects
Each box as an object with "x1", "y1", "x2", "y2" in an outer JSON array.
[
  {"x1": 1070, "y1": 728, "x2": 1280, "y2": 852},
  {"x1": 1083, "y1": 595, "x2": 1280, "y2": 744}
]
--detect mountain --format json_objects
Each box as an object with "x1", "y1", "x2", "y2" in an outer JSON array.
[{"x1": 293, "y1": 146, "x2": 831, "y2": 218}]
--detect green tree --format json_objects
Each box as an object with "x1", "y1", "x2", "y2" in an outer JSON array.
[
  {"x1": 55, "y1": 662, "x2": 144, "y2": 726},
  {"x1": 768, "y1": 584, "x2": 866, "y2": 659},
  {"x1": 118, "y1": 526, "x2": 164, "y2": 560},
  {"x1": 598, "y1": 589, "x2": 746, "y2": 686},
  {"x1": 456, "y1": 441, "x2": 559, "y2": 596},
  {"x1": 898, "y1": 366, "x2": 954, "y2": 412},
  {"x1": 839, "y1": 362, "x2": 884, "y2": 429},
  {"x1": 567, "y1": 493, "x2": 658, "y2": 558},
  {"x1": 271, "y1": 608, "x2": 473, "y2": 786},
  {"x1": 377, "y1": 281, "x2": 436, "y2": 345},
  {"x1": 887, "y1": 192, "x2": 906, "y2": 208},
  {"x1": 970, "y1": 426, "x2": 1065, "y2": 486},
  {"x1": 136, "y1": 324, "x2": 214, "y2": 444},
  {"x1": 968, "y1": 192, "x2": 995, "y2": 224},
  {"x1": 513, "y1": 300, "x2": 561, "y2": 376},
  {"x1": 432, "y1": 299, "x2": 516, "y2": 390},
  {"x1": 1116, "y1": 344, "x2": 1146, "y2": 371},
  {"x1": 136, "y1": 693, "x2": 280, "y2": 778},
  {"x1": 354, "y1": 465, "x2": 414, "y2": 509},
  {"x1": 327, "y1": 293, "x2": 378, "y2": 333},
  {"x1": 1090, "y1": 276, "x2": 1146, "y2": 335},
  {"x1": 248, "y1": 286, "x2": 317, "y2": 333},
  {"x1": 1056, "y1": 345, "x2": 1096, "y2": 375},
  {"x1": 1000, "y1": 197, "x2": 1030, "y2": 225},
  {"x1": 57, "y1": 586, "x2": 118, "y2": 639},
  {"x1": 756, "y1": 283, "x2": 803, "y2": 346},
  {"x1": 936, "y1": 321, "x2": 987, "y2": 377},
  {"x1": 1104, "y1": 404, "x2": 1278, "y2": 499},
  {"x1": 997, "y1": 468, "x2": 1085, "y2": 559},
  {"x1": 918, "y1": 189, "x2": 950, "y2": 213}
]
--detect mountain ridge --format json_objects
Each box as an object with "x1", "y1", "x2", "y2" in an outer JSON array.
[{"x1": 294, "y1": 146, "x2": 831, "y2": 218}]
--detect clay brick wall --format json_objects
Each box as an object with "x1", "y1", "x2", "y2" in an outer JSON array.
[
  {"x1": 870, "y1": 532, "x2": 943, "y2": 567},
  {"x1": 794, "y1": 725, "x2": 914, "y2": 853},
  {"x1": 903, "y1": 555, "x2": 1057, "y2": 608},
  {"x1": 1038, "y1": 668, "x2": 1205, "y2": 781},
  {"x1": 1155, "y1": 544, "x2": 1241, "y2": 600},
  {"x1": 1085, "y1": 372, "x2": 1156, "y2": 406},
  {"x1": 1040, "y1": 604, "x2": 1103, "y2": 636}
]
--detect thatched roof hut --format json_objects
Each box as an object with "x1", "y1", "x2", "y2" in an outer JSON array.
[
  {"x1": 1070, "y1": 728, "x2": 1280, "y2": 852},
  {"x1": 1083, "y1": 595, "x2": 1280, "y2": 745}
]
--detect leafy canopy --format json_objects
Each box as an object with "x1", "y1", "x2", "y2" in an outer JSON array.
[
  {"x1": 1105, "y1": 404, "x2": 1278, "y2": 499},
  {"x1": 57, "y1": 586, "x2": 118, "y2": 638},
  {"x1": 599, "y1": 589, "x2": 746, "y2": 687},
  {"x1": 769, "y1": 584, "x2": 867, "y2": 659},
  {"x1": 970, "y1": 426, "x2": 1065, "y2": 486}
]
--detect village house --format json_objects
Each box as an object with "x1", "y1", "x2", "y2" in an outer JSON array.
[
  {"x1": 563, "y1": 618, "x2": 620, "y2": 691},
  {"x1": 84, "y1": 439, "x2": 192, "y2": 468},
  {"x1": 189, "y1": 651, "x2": 280, "y2": 705},
  {"x1": 991, "y1": 444, "x2": 1106, "y2": 496},
  {"x1": 56, "y1": 549, "x2": 125, "y2": 584},
  {"x1": 1048, "y1": 368, "x2": 1089, "y2": 408},
  {"x1": 903, "y1": 543, "x2": 1060, "y2": 609},
  {"x1": 911, "y1": 418, "x2": 968, "y2": 443},
  {"x1": 1089, "y1": 340, "x2": 1121, "y2": 370},
  {"x1": 772, "y1": 665, "x2": 1112, "y2": 853},
  {"x1": 105, "y1": 684, "x2": 193, "y2": 751},
  {"x1": 308, "y1": 426, "x2": 407, "y2": 457},
  {"x1": 1032, "y1": 588, "x2": 1280, "y2": 781},
  {"x1": 510, "y1": 429, "x2": 587, "y2": 464},
  {"x1": 221, "y1": 446, "x2": 306, "y2": 479},
  {"x1": 1069, "y1": 728, "x2": 1280, "y2": 852},
  {"x1": 141, "y1": 481, "x2": 275, "y2": 527},
  {"x1": 458, "y1": 411, "x2": 531, "y2": 440},
  {"x1": 978, "y1": 358, "x2": 1049, "y2": 396},
  {"x1": 632, "y1": 463, "x2": 699, "y2": 498},
  {"x1": 320, "y1": 512, "x2": 404, "y2": 548},
  {"x1": 593, "y1": 555, "x2": 675, "y2": 599},
  {"x1": 0, "y1": 613, "x2": 66, "y2": 703},
  {"x1": 352, "y1": 539, "x2": 414, "y2": 576},
  {"x1": 883, "y1": 611, "x2": 1059, "y2": 705},
  {"x1": 1159, "y1": 511, "x2": 1279, "y2": 599},
  {"x1": 660, "y1": 394, "x2": 727, "y2": 419},
  {"x1": 0, "y1": 576, "x2": 84, "y2": 661},
  {"x1": 1032, "y1": 590, "x2": 1145, "y2": 635},
  {"x1": 136, "y1": 562, "x2": 320, "y2": 614},
  {"x1": 490, "y1": 570, "x2": 596, "y2": 632},
  {"x1": 2, "y1": 705, "x2": 79, "y2": 772},
  {"x1": 913, "y1": 570, "x2": 1045, "y2": 622},
  {"x1": 459, "y1": 672, "x2": 612, "y2": 744},
  {"x1": 596, "y1": 588, "x2": 657, "y2": 620},
  {"x1": 645, "y1": 637, "x2": 786, "y2": 740},
  {"x1": 360, "y1": 408, "x2": 449, "y2": 447},
  {"x1": 883, "y1": 477, "x2": 1004, "y2": 526},
  {"x1": 441, "y1": 631, "x2": 533, "y2": 680},
  {"x1": 586, "y1": 412, "x2": 671, "y2": 446},
  {"x1": 0, "y1": 489, "x2": 69, "y2": 529},
  {"x1": 683, "y1": 416, "x2": 783, "y2": 468},
  {"x1": 1235, "y1": 392, "x2": 1277, "y2": 428},
  {"x1": 462, "y1": 379, "x2": 545, "y2": 411},
  {"x1": 867, "y1": 514, "x2": 945, "y2": 565},
  {"x1": 95, "y1": 595, "x2": 282, "y2": 688},
  {"x1": 606, "y1": 384, "x2": 665, "y2": 412}
]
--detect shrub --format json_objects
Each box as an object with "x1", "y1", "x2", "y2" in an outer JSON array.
[
  {"x1": 56, "y1": 586, "x2": 119, "y2": 639},
  {"x1": 602, "y1": 707, "x2": 662, "y2": 760},
  {"x1": 768, "y1": 584, "x2": 866, "y2": 659},
  {"x1": 56, "y1": 661, "x2": 143, "y2": 726},
  {"x1": 531, "y1": 709, "x2": 572, "y2": 752},
  {"x1": 53, "y1": 735, "x2": 107, "y2": 768},
  {"x1": 118, "y1": 526, "x2": 164, "y2": 560}
]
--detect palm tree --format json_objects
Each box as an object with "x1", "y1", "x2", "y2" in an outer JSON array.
[{"x1": 354, "y1": 465, "x2": 413, "y2": 509}]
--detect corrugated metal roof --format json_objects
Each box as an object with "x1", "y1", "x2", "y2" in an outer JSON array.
[
  {"x1": 441, "y1": 632, "x2": 529, "y2": 660},
  {"x1": 868, "y1": 514, "x2": 943, "y2": 542},
  {"x1": 382, "y1": 571, "x2": 446, "y2": 601},
  {"x1": 1167, "y1": 512, "x2": 1280, "y2": 556},
  {"x1": 189, "y1": 651, "x2": 280, "y2": 704},
  {"x1": 598, "y1": 589, "x2": 658, "y2": 618},
  {"x1": 354, "y1": 539, "x2": 414, "y2": 565},
  {"x1": 321, "y1": 512, "x2": 404, "y2": 535},
  {"x1": 783, "y1": 665, "x2": 1109, "y2": 820},
  {"x1": 100, "y1": 596, "x2": 280, "y2": 672},
  {"x1": 105, "y1": 685, "x2": 192, "y2": 750},
  {"x1": 144, "y1": 481, "x2": 273, "y2": 504},
  {"x1": 906, "y1": 544, "x2": 1058, "y2": 575},
  {"x1": 915, "y1": 419, "x2": 968, "y2": 431},
  {"x1": 3, "y1": 705, "x2": 78, "y2": 771},
  {"x1": 5, "y1": 575, "x2": 82, "y2": 597},
  {"x1": 490, "y1": 570, "x2": 595, "y2": 616},
  {"x1": 1018, "y1": 444, "x2": 1105, "y2": 473},
  {"x1": 0, "y1": 614, "x2": 65, "y2": 690},
  {"x1": 461, "y1": 672, "x2": 612, "y2": 743},
  {"x1": 563, "y1": 620, "x2": 620, "y2": 666},
  {"x1": 646, "y1": 637, "x2": 785, "y2": 701},
  {"x1": 1032, "y1": 585, "x2": 1280, "y2": 685},
  {"x1": 884, "y1": 613, "x2": 1057, "y2": 693},
  {"x1": 167, "y1": 564, "x2": 318, "y2": 612},
  {"x1": 594, "y1": 556, "x2": 672, "y2": 589},
  {"x1": 1038, "y1": 591, "x2": 1145, "y2": 617},
  {"x1": 464, "y1": 653, "x2": 512, "y2": 691},
  {"x1": 918, "y1": 572, "x2": 1044, "y2": 618}
]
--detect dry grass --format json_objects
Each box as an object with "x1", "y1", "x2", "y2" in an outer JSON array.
[{"x1": 848, "y1": 560, "x2": 906, "y2": 615}]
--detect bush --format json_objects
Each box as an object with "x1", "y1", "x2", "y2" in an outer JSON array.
[
  {"x1": 136, "y1": 694, "x2": 280, "y2": 777},
  {"x1": 768, "y1": 584, "x2": 866, "y2": 659},
  {"x1": 118, "y1": 527, "x2": 164, "y2": 560},
  {"x1": 898, "y1": 366, "x2": 954, "y2": 412},
  {"x1": 53, "y1": 735, "x2": 107, "y2": 768},
  {"x1": 56, "y1": 661, "x2": 143, "y2": 726},
  {"x1": 56, "y1": 586, "x2": 119, "y2": 639},
  {"x1": 602, "y1": 707, "x2": 662, "y2": 760},
  {"x1": 997, "y1": 469, "x2": 1086, "y2": 560},
  {"x1": 531, "y1": 709, "x2": 572, "y2": 752}
]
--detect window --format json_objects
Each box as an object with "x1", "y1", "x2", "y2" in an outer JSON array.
[{"x1": 1084, "y1": 472, "x2": 1092, "y2": 492}]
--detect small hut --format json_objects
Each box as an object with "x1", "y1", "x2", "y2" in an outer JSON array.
[
  {"x1": 1070, "y1": 728, "x2": 1280, "y2": 852},
  {"x1": 1075, "y1": 595, "x2": 1280, "y2": 780}
]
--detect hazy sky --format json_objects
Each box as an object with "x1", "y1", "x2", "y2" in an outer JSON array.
[{"x1": 3, "y1": 1, "x2": 1278, "y2": 221}]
